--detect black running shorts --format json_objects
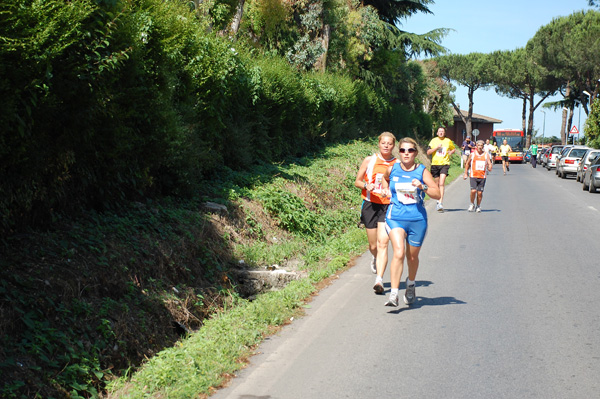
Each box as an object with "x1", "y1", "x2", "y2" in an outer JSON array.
[
  {"x1": 360, "y1": 201, "x2": 388, "y2": 229},
  {"x1": 430, "y1": 164, "x2": 450, "y2": 178}
]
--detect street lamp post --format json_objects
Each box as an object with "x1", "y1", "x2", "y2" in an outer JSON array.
[
  {"x1": 583, "y1": 90, "x2": 592, "y2": 106},
  {"x1": 573, "y1": 99, "x2": 582, "y2": 145},
  {"x1": 578, "y1": 102, "x2": 581, "y2": 144}
]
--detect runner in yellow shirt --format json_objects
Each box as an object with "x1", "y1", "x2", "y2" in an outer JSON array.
[
  {"x1": 426, "y1": 127, "x2": 457, "y2": 212},
  {"x1": 500, "y1": 139, "x2": 512, "y2": 175}
]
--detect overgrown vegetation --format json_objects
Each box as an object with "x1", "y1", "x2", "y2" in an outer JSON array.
[
  {"x1": 2, "y1": 139, "x2": 460, "y2": 398},
  {"x1": 1, "y1": 0, "x2": 460, "y2": 397},
  {"x1": 585, "y1": 97, "x2": 600, "y2": 148},
  {"x1": 0, "y1": 0, "x2": 445, "y2": 236}
]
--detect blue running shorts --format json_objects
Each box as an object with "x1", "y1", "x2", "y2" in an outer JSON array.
[{"x1": 385, "y1": 219, "x2": 428, "y2": 247}]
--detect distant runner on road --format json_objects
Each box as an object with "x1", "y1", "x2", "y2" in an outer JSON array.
[
  {"x1": 500, "y1": 139, "x2": 512, "y2": 175},
  {"x1": 530, "y1": 141, "x2": 538, "y2": 168},
  {"x1": 484, "y1": 139, "x2": 495, "y2": 173},
  {"x1": 463, "y1": 140, "x2": 493, "y2": 213},
  {"x1": 427, "y1": 127, "x2": 456, "y2": 213}
]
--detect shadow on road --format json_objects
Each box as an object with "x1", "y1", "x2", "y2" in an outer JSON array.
[
  {"x1": 386, "y1": 296, "x2": 466, "y2": 314},
  {"x1": 385, "y1": 280, "x2": 466, "y2": 314},
  {"x1": 437, "y1": 208, "x2": 501, "y2": 213}
]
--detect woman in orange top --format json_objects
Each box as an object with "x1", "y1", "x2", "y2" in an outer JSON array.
[{"x1": 355, "y1": 132, "x2": 398, "y2": 293}]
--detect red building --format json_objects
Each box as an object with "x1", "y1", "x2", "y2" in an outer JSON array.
[{"x1": 445, "y1": 109, "x2": 502, "y2": 144}]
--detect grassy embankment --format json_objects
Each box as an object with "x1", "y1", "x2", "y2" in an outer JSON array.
[
  {"x1": 1, "y1": 138, "x2": 461, "y2": 398},
  {"x1": 105, "y1": 140, "x2": 462, "y2": 398}
]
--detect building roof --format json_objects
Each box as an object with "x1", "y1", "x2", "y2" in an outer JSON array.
[{"x1": 453, "y1": 109, "x2": 502, "y2": 124}]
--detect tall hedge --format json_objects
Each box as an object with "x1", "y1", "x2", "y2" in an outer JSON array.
[{"x1": 0, "y1": 0, "x2": 428, "y2": 234}]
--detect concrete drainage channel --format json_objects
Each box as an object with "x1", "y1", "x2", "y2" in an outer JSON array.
[
  {"x1": 201, "y1": 202, "x2": 307, "y2": 298},
  {"x1": 229, "y1": 263, "x2": 307, "y2": 299}
]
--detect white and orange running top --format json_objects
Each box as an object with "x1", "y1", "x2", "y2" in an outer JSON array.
[
  {"x1": 362, "y1": 153, "x2": 398, "y2": 204},
  {"x1": 468, "y1": 151, "x2": 490, "y2": 179}
]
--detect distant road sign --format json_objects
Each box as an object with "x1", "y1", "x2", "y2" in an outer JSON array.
[
  {"x1": 472, "y1": 129, "x2": 480, "y2": 138},
  {"x1": 570, "y1": 126, "x2": 580, "y2": 134}
]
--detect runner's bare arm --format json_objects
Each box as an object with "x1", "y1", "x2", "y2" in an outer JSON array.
[
  {"x1": 355, "y1": 156, "x2": 372, "y2": 190},
  {"x1": 463, "y1": 153, "x2": 472, "y2": 179},
  {"x1": 421, "y1": 169, "x2": 441, "y2": 200}
]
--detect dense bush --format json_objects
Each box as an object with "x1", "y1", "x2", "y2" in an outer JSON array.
[
  {"x1": 1, "y1": 0, "x2": 433, "y2": 395},
  {"x1": 1, "y1": 0, "x2": 426, "y2": 234},
  {"x1": 585, "y1": 97, "x2": 600, "y2": 148}
]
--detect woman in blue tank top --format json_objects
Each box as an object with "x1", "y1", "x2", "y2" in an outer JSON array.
[{"x1": 379, "y1": 137, "x2": 440, "y2": 307}]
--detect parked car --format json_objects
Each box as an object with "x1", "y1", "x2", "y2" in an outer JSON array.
[
  {"x1": 538, "y1": 147, "x2": 550, "y2": 167},
  {"x1": 555, "y1": 145, "x2": 574, "y2": 175},
  {"x1": 582, "y1": 156, "x2": 600, "y2": 193},
  {"x1": 545, "y1": 145, "x2": 565, "y2": 170},
  {"x1": 576, "y1": 149, "x2": 600, "y2": 182},
  {"x1": 557, "y1": 145, "x2": 589, "y2": 178}
]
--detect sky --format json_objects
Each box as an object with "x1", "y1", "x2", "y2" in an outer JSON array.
[{"x1": 402, "y1": 0, "x2": 594, "y2": 141}]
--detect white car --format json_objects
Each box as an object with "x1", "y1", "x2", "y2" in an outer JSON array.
[
  {"x1": 557, "y1": 145, "x2": 589, "y2": 178},
  {"x1": 576, "y1": 149, "x2": 600, "y2": 182},
  {"x1": 545, "y1": 145, "x2": 565, "y2": 170}
]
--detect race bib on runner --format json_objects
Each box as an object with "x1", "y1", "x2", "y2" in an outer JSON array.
[
  {"x1": 475, "y1": 160, "x2": 486, "y2": 171},
  {"x1": 372, "y1": 173, "x2": 385, "y2": 194},
  {"x1": 437, "y1": 147, "x2": 447, "y2": 157},
  {"x1": 394, "y1": 183, "x2": 418, "y2": 204}
]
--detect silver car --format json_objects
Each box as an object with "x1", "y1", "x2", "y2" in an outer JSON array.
[
  {"x1": 582, "y1": 156, "x2": 600, "y2": 193},
  {"x1": 539, "y1": 147, "x2": 550, "y2": 167},
  {"x1": 545, "y1": 145, "x2": 565, "y2": 170},
  {"x1": 576, "y1": 149, "x2": 600, "y2": 182},
  {"x1": 557, "y1": 145, "x2": 589, "y2": 178}
]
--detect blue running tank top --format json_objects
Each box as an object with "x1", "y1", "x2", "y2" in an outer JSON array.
[{"x1": 386, "y1": 163, "x2": 427, "y2": 222}]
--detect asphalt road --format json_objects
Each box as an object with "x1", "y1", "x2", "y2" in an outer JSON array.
[{"x1": 212, "y1": 163, "x2": 600, "y2": 399}]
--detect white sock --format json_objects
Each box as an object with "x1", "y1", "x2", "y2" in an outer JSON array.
[
  {"x1": 407, "y1": 278, "x2": 415, "y2": 287},
  {"x1": 375, "y1": 276, "x2": 383, "y2": 284},
  {"x1": 391, "y1": 288, "x2": 399, "y2": 296}
]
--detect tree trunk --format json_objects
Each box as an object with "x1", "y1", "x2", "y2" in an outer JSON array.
[
  {"x1": 313, "y1": 24, "x2": 330, "y2": 72},
  {"x1": 526, "y1": 92, "x2": 536, "y2": 148},
  {"x1": 560, "y1": 83, "x2": 571, "y2": 145},
  {"x1": 521, "y1": 98, "x2": 527, "y2": 132},
  {"x1": 230, "y1": 0, "x2": 245, "y2": 35},
  {"x1": 567, "y1": 108, "x2": 575, "y2": 145},
  {"x1": 466, "y1": 88, "x2": 474, "y2": 137}
]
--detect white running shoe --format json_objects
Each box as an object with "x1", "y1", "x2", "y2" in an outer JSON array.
[
  {"x1": 385, "y1": 292, "x2": 399, "y2": 307},
  {"x1": 468, "y1": 203, "x2": 475, "y2": 212},
  {"x1": 404, "y1": 278, "x2": 416, "y2": 305},
  {"x1": 476, "y1": 206, "x2": 482, "y2": 213},
  {"x1": 370, "y1": 256, "x2": 377, "y2": 274},
  {"x1": 436, "y1": 202, "x2": 444, "y2": 212},
  {"x1": 373, "y1": 281, "x2": 384, "y2": 295}
]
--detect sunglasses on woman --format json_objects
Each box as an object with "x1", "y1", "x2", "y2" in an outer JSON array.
[{"x1": 399, "y1": 147, "x2": 417, "y2": 153}]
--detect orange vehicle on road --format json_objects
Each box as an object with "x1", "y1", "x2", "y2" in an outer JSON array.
[{"x1": 492, "y1": 129, "x2": 525, "y2": 163}]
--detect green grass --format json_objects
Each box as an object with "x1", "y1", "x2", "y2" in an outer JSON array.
[
  {"x1": 447, "y1": 152, "x2": 464, "y2": 182},
  {"x1": 104, "y1": 140, "x2": 373, "y2": 397},
  {"x1": 106, "y1": 140, "x2": 463, "y2": 398},
  {"x1": 106, "y1": 230, "x2": 366, "y2": 398},
  {"x1": 2, "y1": 137, "x2": 464, "y2": 399}
]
